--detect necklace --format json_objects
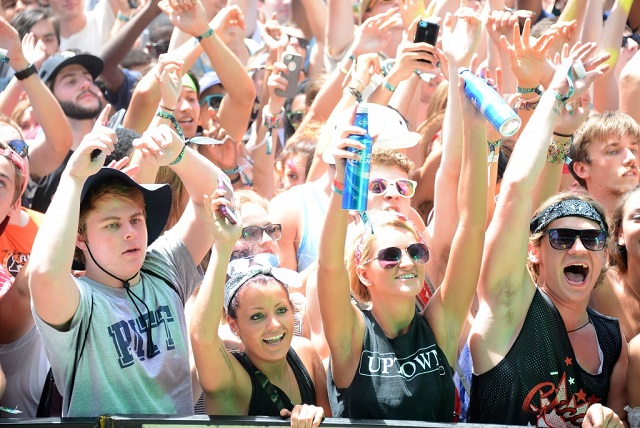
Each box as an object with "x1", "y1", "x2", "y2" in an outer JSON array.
[
  {"x1": 627, "y1": 281, "x2": 640, "y2": 301},
  {"x1": 567, "y1": 319, "x2": 591, "y2": 333},
  {"x1": 286, "y1": 363, "x2": 293, "y2": 400}
]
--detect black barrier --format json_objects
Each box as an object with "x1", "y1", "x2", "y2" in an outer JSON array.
[{"x1": 0, "y1": 416, "x2": 513, "y2": 427}]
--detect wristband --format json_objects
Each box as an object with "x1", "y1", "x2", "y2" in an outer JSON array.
[
  {"x1": 169, "y1": 144, "x2": 186, "y2": 166},
  {"x1": 516, "y1": 86, "x2": 542, "y2": 95},
  {"x1": 117, "y1": 11, "x2": 130, "y2": 21},
  {"x1": 262, "y1": 107, "x2": 284, "y2": 129},
  {"x1": 572, "y1": 59, "x2": 586, "y2": 79},
  {"x1": 159, "y1": 104, "x2": 175, "y2": 112},
  {"x1": 332, "y1": 179, "x2": 344, "y2": 192},
  {"x1": 554, "y1": 70, "x2": 575, "y2": 104},
  {"x1": 155, "y1": 109, "x2": 185, "y2": 141},
  {"x1": 14, "y1": 63, "x2": 37, "y2": 81},
  {"x1": 553, "y1": 131, "x2": 573, "y2": 138},
  {"x1": 223, "y1": 166, "x2": 240, "y2": 175},
  {"x1": 196, "y1": 28, "x2": 214, "y2": 43},
  {"x1": 331, "y1": 183, "x2": 344, "y2": 195},
  {"x1": 229, "y1": 173, "x2": 241, "y2": 184},
  {"x1": 382, "y1": 80, "x2": 397, "y2": 92},
  {"x1": 344, "y1": 86, "x2": 363, "y2": 103}
]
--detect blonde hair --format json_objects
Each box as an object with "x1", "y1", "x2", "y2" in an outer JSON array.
[{"x1": 346, "y1": 210, "x2": 423, "y2": 302}]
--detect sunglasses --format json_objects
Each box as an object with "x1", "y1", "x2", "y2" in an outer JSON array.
[
  {"x1": 545, "y1": 228, "x2": 607, "y2": 252},
  {"x1": 286, "y1": 110, "x2": 305, "y2": 129},
  {"x1": 241, "y1": 223, "x2": 283, "y2": 242},
  {"x1": 361, "y1": 242, "x2": 430, "y2": 269},
  {"x1": 199, "y1": 94, "x2": 224, "y2": 110},
  {"x1": 369, "y1": 178, "x2": 417, "y2": 198},
  {"x1": 145, "y1": 41, "x2": 170, "y2": 58},
  {"x1": 227, "y1": 252, "x2": 279, "y2": 277},
  {"x1": 622, "y1": 33, "x2": 640, "y2": 47},
  {"x1": 8, "y1": 140, "x2": 28, "y2": 158}
]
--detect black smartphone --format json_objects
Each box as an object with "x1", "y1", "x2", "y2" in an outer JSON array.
[
  {"x1": 414, "y1": 20, "x2": 439, "y2": 46},
  {"x1": 218, "y1": 175, "x2": 239, "y2": 224},
  {"x1": 274, "y1": 53, "x2": 303, "y2": 99}
]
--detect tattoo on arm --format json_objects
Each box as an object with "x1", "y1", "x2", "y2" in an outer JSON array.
[{"x1": 219, "y1": 345, "x2": 233, "y2": 371}]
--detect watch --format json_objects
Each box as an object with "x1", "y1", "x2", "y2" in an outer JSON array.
[{"x1": 14, "y1": 63, "x2": 37, "y2": 81}]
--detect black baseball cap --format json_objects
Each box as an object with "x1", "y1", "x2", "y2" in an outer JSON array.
[{"x1": 39, "y1": 51, "x2": 104, "y2": 84}]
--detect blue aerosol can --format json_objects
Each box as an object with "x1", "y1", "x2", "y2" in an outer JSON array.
[
  {"x1": 342, "y1": 106, "x2": 373, "y2": 211},
  {"x1": 459, "y1": 67, "x2": 522, "y2": 137}
]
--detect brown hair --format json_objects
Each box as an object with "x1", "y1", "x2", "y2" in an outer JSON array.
[
  {"x1": 346, "y1": 211, "x2": 423, "y2": 302},
  {"x1": 569, "y1": 111, "x2": 640, "y2": 189},
  {"x1": 610, "y1": 184, "x2": 640, "y2": 274},
  {"x1": 75, "y1": 178, "x2": 145, "y2": 264},
  {"x1": 371, "y1": 146, "x2": 414, "y2": 174},
  {"x1": 527, "y1": 191, "x2": 610, "y2": 283}
]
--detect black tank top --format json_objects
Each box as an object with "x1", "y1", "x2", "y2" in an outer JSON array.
[
  {"x1": 468, "y1": 288, "x2": 622, "y2": 426},
  {"x1": 231, "y1": 348, "x2": 316, "y2": 416},
  {"x1": 328, "y1": 310, "x2": 455, "y2": 421}
]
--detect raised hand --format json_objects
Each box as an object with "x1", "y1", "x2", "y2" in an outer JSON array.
[
  {"x1": 397, "y1": 0, "x2": 427, "y2": 32},
  {"x1": 204, "y1": 188, "x2": 243, "y2": 246},
  {"x1": 158, "y1": 0, "x2": 209, "y2": 37},
  {"x1": 67, "y1": 106, "x2": 116, "y2": 177},
  {"x1": 132, "y1": 124, "x2": 185, "y2": 166},
  {"x1": 21, "y1": 32, "x2": 48, "y2": 68},
  {"x1": 351, "y1": 9, "x2": 399, "y2": 57},
  {"x1": 155, "y1": 55, "x2": 183, "y2": 111},
  {"x1": 485, "y1": 9, "x2": 519, "y2": 49},
  {"x1": 202, "y1": 123, "x2": 239, "y2": 172},
  {"x1": 441, "y1": 7, "x2": 482, "y2": 69},
  {"x1": 210, "y1": 5, "x2": 246, "y2": 44},
  {"x1": 499, "y1": 18, "x2": 555, "y2": 88}
]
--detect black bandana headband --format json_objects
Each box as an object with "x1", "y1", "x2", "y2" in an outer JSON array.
[{"x1": 529, "y1": 199, "x2": 607, "y2": 235}]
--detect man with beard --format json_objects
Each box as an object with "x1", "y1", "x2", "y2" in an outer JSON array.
[{"x1": 25, "y1": 50, "x2": 105, "y2": 213}]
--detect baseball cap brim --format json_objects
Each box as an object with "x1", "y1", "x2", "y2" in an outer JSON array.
[
  {"x1": 80, "y1": 168, "x2": 171, "y2": 246},
  {"x1": 322, "y1": 103, "x2": 421, "y2": 164},
  {"x1": 39, "y1": 52, "x2": 104, "y2": 84}
]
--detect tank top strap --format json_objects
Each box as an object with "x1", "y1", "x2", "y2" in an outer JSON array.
[{"x1": 286, "y1": 348, "x2": 316, "y2": 405}]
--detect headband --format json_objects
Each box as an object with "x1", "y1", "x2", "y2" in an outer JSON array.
[
  {"x1": 224, "y1": 264, "x2": 301, "y2": 314},
  {"x1": 529, "y1": 199, "x2": 607, "y2": 235},
  {"x1": 181, "y1": 73, "x2": 197, "y2": 93}
]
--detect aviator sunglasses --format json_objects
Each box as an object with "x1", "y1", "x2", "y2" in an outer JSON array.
[
  {"x1": 241, "y1": 223, "x2": 283, "y2": 242},
  {"x1": 544, "y1": 228, "x2": 607, "y2": 252},
  {"x1": 361, "y1": 243, "x2": 430, "y2": 269},
  {"x1": 369, "y1": 178, "x2": 417, "y2": 198}
]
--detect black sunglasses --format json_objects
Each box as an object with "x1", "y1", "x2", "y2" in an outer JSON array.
[
  {"x1": 361, "y1": 242, "x2": 430, "y2": 269},
  {"x1": 8, "y1": 140, "x2": 28, "y2": 158},
  {"x1": 622, "y1": 33, "x2": 640, "y2": 47},
  {"x1": 286, "y1": 110, "x2": 305, "y2": 128},
  {"x1": 545, "y1": 228, "x2": 607, "y2": 252},
  {"x1": 241, "y1": 224, "x2": 283, "y2": 243}
]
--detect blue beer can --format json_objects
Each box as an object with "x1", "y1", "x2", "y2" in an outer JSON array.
[
  {"x1": 342, "y1": 106, "x2": 373, "y2": 211},
  {"x1": 459, "y1": 67, "x2": 522, "y2": 137}
]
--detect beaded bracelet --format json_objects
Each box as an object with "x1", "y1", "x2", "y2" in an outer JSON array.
[
  {"x1": 155, "y1": 109, "x2": 185, "y2": 141},
  {"x1": 263, "y1": 107, "x2": 284, "y2": 155},
  {"x1": 547, "y1": 136, "x2": 573, "y2": 165}
]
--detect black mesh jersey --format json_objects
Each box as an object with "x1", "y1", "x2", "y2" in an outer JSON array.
[
  {"x1": 328, "y1": 309, "x2": 455, "y2": 421},
  {"x1": 468, "y1": 288, "x2": 622, "y2": 427},
  {"x1": 232, "y1": 348, "x2": 316, "y2": 416}
]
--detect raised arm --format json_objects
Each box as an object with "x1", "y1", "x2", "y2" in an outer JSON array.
[
  {"x1": 316, "y1": 113, "x2": 366, "y2": 387},
  {"x1": 189, "y1": 191, "x2": 244, "y2": 407},
  {"x1": 423, "y1": 72, "x2": 487, "y2": 364},
  {"x1": 132, "y1": 124, "x2": 224, "y2": 265},
  {"x1": 425, "y1": 8, "x2": 481, "y2": 287},
  {"x1": 619, "y1": 50, "x2": 640, "y2": 124},
  {"x1": 0, "y1": 18, "x2": 73, "y2": 180},
  {"x1": 28, "y1": 107, "x2": 115, "y2": 329}
]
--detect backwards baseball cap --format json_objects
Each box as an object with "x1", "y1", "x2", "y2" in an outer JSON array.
[
  {"x1": 322, "y1": 103, "x2": 421, "y2": 164},
  {"x1": 39, "y1": 51, "x2": 104, "y2": 84},
  {"x1": 80, "y1": 168, "x2": 172, "y2": 246}
]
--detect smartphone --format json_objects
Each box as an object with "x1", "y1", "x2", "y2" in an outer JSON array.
[
  {"x1": 107, "y1": 108, "x2": 126, "y2": 130},
  {"x1": 274, "y1": 53, "x2": 303, "y2": 99},
  {"x1": 218, "y1": 175, "x2": 239, "y2": 224},
  {"x1": 414, "y1": 20, "x2": 439, "y2": 46}
]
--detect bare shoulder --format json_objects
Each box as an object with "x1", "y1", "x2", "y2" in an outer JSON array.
[
  {"x1": 291, "y1": 336, "x2": 319, "y2": 367},
  {"x1": 589, "y1": 270, "x2": 622, "y2": 312}
]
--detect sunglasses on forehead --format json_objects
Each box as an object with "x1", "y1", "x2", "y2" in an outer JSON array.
[
  {"x1": 8, "y1": 140, "x2": 28, "y2": 158},
  {"x1": 369, "y1": 178, "x2": 417, "y2": 198},
  {"x1": 361, "y1": 243, "x2": 429, "y2": 269},
  {"x1": 241, "y1": 224, "x2": 282, "y2": 243},
  {"x1": 199, "y1": 94, "x2": 224, "y2": 110},
  {"x1": 544, "y1": 228, "x2": 607, "y2": 252}
]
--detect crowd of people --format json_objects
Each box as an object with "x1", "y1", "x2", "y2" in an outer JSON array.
[{"x1": 0, "y1": 0, "x2": 640, "y2": 426}]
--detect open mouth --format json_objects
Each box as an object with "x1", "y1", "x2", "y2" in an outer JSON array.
[
  {"x1": 563, "y1": 263, "x2": 589, "y2": 285},
  {"x1": 123, "y1": 248, "x2": 140, "y2": 255},
  {"x1": 396, "y1": 273, "x2": 417, "y2": 280},
  {"x1": 263, "y1": 333, "x2": 285, "y2": 345}
]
